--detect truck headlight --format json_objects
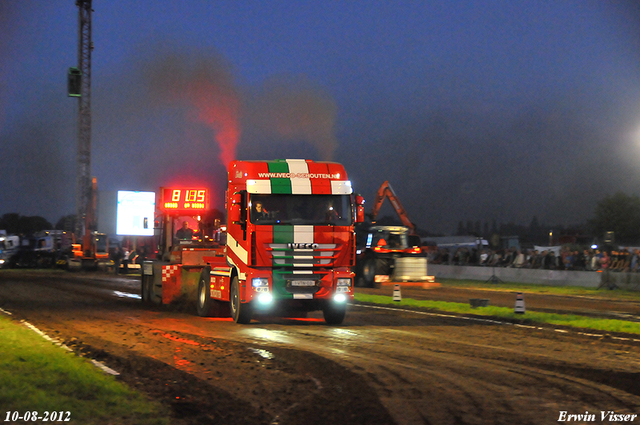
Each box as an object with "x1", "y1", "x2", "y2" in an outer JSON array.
[
  {"x1": 333, "y1": 293, "x2": 347, "y2": 303},
  {"x1": 252, "y1": 278, "x2": 269, "y2": 292},
  {"x1": 257, "y1": 292, "x2": 273, "y2": 304},
  {"x1": 337, "y1": 278, "x2": 351, "y2": 287},
  {"x1": 252, "y1": 277, "x2": 268, "y2": 287},
  {"x1": 336, "y1": 278, "x2": 351, "y2": 293}
]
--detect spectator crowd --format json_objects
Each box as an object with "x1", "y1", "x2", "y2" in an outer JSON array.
[{"x1": 428, "y1": 246, "x2": 640, "y2": 272}]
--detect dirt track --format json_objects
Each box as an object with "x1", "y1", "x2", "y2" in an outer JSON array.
[{"x1": 1, "y1": 271, "x2": 640, "y2": 425}]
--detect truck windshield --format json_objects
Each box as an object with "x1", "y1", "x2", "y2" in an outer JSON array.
[
  {"x1": 250, "y1": 194, "x2": 352, "y2": 226},
  {"x1": 372, "y1": 231, "x2": 408, "y2": 249},
  {"x1": 96, "y1": 235, "x2": 108, "y2": 252}
]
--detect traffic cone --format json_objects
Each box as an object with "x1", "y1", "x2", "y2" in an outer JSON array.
[
  {"x1": 514, "y1": 292, "x2": 525, "y2": 314},
  {"x1": 393, "y1": 284, "x2": 401, "y2": 302}
]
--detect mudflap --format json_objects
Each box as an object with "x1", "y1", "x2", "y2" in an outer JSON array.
[
  {"x1": 180, "y1": 267, "x2": 203, "y2": 304},
  {"x1": 161, "y1": 265, "x2": 182, "y2": 304},
  {"x1": 161, "y1": 265, "x2": 203, "y2": 307}
]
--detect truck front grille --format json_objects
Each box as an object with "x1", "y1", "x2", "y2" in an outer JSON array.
[{"x1": 267, "y1": 243, "x2": 337, "y2": 272}]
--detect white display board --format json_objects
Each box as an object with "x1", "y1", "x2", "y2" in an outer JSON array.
[{"x1": 116, "y1": 191, "x2": 155, "y2": 236}]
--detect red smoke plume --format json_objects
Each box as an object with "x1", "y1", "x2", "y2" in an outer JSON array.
[
  {"x1": 187, "y1": 78, "x2": 240, "y2": 167},
  {"x1": 146, "y1": 50, "x2": 338, "y2": 165}
]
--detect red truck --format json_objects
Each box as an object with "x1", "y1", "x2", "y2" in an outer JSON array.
[{"x1": 142, "y1": 159, "x2": 364, "y2": 324}]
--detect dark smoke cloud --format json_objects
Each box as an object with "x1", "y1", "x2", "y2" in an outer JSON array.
[
  {"x1": 127, "y1": 45, "x2": 339, "y2": 169},
  {"x1": 242, "y1": 76, "x2": 339, "y2": 161},
  {"x1": 87, "y1": 45, "x2": 342, "y2": 211},
  {"x1": 142, "y1": 50, "x2": 241, "y2": 167}
]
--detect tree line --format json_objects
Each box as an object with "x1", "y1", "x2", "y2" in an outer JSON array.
[
  {"x1": 451, "y1": 192, "x2": 640, "y2": 246},
  {"x1": 2, "y1": 192, "x2": 640, "y2": 245},
  {"x1": 0, "y1": 213, "x2": 76, "y2": 236}
]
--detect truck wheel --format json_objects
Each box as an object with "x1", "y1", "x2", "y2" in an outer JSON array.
[
  {"x1": 230, "y1": 276, "x2": 252, "y2": 324},
  {"x1": 323, "y1": 301, "x2": 346, "y2": 325},
  {"x1": 376, "y1": 258, "x2": 391, "y2": 275},
  {"x1": 197, "y1": 271, "x2": 213, "y2": 316},
  {"x1": 362, "y1": 258, "x2": 376, "y2": 288}
]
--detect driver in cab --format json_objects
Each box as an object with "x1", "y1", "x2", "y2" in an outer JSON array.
[
  {"x1": 325, "y1": 201, "x2": 340, "y2": 222},
  {"x1": 253, "y1": 201, "x2": 268, "y2": 221},
  {"x1": 175, "y1": 221, "x2": 194, "y2": 240}
]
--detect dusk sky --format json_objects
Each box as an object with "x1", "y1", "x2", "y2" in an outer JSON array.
[{"x1": 2, "y1": 1, "x2": 640, "y2": 235}]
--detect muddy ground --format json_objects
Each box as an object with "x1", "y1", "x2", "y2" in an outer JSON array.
[{"x1": 1, "y1": 271, "x2": 640, "y2": 425}]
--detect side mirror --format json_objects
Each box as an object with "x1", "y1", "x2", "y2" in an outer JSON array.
[
  {"x1": 355, "y1": 195, "x2": 365, "y2": 223},
  {"x1": 228, "y1": 192, "x2": 242, "y2": 224}
]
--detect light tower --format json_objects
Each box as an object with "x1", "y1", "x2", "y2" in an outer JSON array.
[{"x1": 74, "y1": 0, "x2": 93, "y2": 237}]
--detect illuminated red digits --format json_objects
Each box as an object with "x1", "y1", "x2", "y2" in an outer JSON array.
[{"x1": 172, "y1": 190, "x2": 181, "y2": 202}]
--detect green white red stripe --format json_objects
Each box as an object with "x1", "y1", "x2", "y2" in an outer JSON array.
[{"x1": 246, "y1": 159, "x2": 352, "y2": 195}]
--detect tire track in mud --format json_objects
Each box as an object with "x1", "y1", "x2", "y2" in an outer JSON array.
[
  {"x1": 0, "y1": 274, "x2": 395, "y2": 425},
  {"x1": 254, "y1": 310, "x2": 640, "y2": 425},
  {"x1": 3, "y1": 272, "x2": 640, "y2": 425},
  {"x1": 320, "y1": 338, "x2": 640, "y2": 425}
]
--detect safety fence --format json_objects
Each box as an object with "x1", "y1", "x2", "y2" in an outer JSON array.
[{"x1": 429, "y1": 264, "x2": 640, "y2": 291}]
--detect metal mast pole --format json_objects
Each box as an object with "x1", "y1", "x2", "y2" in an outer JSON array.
[{"x1": 75, "y1": 0, "x2": 93, "y2": 238}]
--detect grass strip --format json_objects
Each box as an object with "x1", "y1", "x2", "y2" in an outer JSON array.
[
  {"x1": 437, "y1": 278, "x2": 640, "y2": 299},
  {"x1": 354, "y1": 293, "x2": 640, "y2": 336},
  {"x1": 0, "y1": 315, "x2": 168, "y2": 425}
]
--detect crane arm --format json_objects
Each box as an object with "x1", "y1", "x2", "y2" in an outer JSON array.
[{"x1": 369, "y1": 181, "x2": 416, "y2": 234}]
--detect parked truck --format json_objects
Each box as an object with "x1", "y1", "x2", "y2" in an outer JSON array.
[
  {"x1": 0, "y1": 232, "x2": 20, "y2": 268},
  {"x1": 142, "y1": 159, "x2": 364, "y2": 324},
  {"x1": 6, "y1": 230, "x2": 73, "y2": 269}
]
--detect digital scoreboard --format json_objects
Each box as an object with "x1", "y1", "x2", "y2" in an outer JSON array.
[{"x1": 160, "y1": 187, "x2": 210, "y2": 212}]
